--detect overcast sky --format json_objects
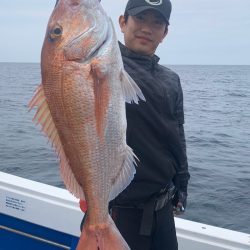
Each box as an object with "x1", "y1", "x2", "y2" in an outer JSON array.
[{"x1": 0, "y1": 0, "x2": 250, "y2": 65}]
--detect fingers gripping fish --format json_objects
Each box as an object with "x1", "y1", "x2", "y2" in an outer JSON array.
[{"x1": 29, "y1": 0, "x2": 145, "y2": 249}]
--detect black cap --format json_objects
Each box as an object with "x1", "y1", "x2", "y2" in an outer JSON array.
[{"x1": 125, "y1": 0, "x2": 172, "y2": 24}]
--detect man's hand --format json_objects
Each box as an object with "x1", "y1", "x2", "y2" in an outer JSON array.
[{"x1": 172, "y1": 190, "x2": 187, "y2": 215}]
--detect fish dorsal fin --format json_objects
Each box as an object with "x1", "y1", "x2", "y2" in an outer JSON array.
[
  {"x1": 109, "y1": 146, "x2": 137, "y2": 201},
  {"x1": 120, "y1": 69, "x2": 146, "y2": 104},
  {"x1": 29, "y1": 84, "x2": 85, "y2": 200}
]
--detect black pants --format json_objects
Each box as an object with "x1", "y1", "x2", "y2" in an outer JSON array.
[{"x1": 110, "y1": 201, "x2": 178, "y2": 250}]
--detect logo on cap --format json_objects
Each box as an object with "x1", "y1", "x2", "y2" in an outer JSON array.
[{"x1": 145, "y1": 0, "x2": 162, "y2": 6}]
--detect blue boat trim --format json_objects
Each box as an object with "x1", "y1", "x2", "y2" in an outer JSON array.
[
  {"x1": 0, "y1": 225, "x2": 70, "y2": 249},
  {"x1": 0, "y1": 213, "x2": 79, "y2": 250}
]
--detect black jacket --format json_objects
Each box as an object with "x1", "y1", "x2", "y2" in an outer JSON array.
[{"x1": 113, "y1": 43, "x2": 190, "y2": 206}]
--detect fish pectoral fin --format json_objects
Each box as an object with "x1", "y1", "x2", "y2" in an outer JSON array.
[
  {"x1": 120, "y1": 69, "x2": 146, "y2": 104},
  {"x1": 28, "y1": 84, "x2": 85, "y2": 200},
  {"x1": 91, "y1": 65, "x2": 110, "y2": 139},
  {"x1": 109, "y1": 146, "x2": 137, "y2": 201}
]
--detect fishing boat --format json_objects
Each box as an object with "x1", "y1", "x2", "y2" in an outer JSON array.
[{"x1": 0, "y1": 171, "x2": 249, "y2": 250}]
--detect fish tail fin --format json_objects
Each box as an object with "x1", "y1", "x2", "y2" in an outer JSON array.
[{"x1": 77, "y1": 215, "x2": 130, "y2": 250}]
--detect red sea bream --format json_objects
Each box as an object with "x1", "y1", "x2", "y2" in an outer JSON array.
[{"x1": 29, "y1": 0, "x2": 145, "y2": 249}]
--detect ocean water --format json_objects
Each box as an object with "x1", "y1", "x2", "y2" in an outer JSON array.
[{"x1": 0, "y1": 63, "x2": 249, "y2": 234}]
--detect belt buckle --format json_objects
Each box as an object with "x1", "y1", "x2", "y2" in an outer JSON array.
[{"x1": 155, "y1": 190, "x2": 170, "y2": 211}]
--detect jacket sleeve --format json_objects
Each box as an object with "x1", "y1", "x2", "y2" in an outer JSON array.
[{"x1": 174, "y1": 77, "x2": 190, "y2": 193}]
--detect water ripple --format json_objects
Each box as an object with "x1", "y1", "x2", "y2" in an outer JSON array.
[{"x1": 1, "y1": 63, "x2": 250, "y2": 234}]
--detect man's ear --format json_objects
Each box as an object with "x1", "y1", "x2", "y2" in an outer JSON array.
[
  {"x1": 160, "y1": 26, "x2": 168, "y2": 43},
  {"x1": 119, "y1": 15, "x2": 126, "y2": 33}
]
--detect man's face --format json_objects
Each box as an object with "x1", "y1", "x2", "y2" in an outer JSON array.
[{"x1": 119, "y1": 9, "x2": 168, "y2": 56}]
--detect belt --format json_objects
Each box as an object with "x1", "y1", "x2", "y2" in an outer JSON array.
[
  {"x1": 139, "y1": 185, "x2": 176, "y2": 236},
  {"x1": 110, "y1": 185, "x2": 176, "y2": 236}
]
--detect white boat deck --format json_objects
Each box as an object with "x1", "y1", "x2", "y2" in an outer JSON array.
[{"x1": 0, "y1": 171, "x2": 249, "y2": 250}]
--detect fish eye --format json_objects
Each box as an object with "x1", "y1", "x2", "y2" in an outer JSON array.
[
  {"x1": 53, "y1": 27, "x2": 62, "y2": 35},
  {"x1": 49, "y1": 25, "x2": 63, "y2": 41}
]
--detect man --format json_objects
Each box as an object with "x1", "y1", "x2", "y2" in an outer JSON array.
[
  {"x1": 108, "y1": 0, "x2": 190, "y2": 249},
  {"x1": 78, "y1": 0, "x2": 190, "y2": 248}
]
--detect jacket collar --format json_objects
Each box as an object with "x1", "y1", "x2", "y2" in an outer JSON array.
[{"x1": 119, "y1": 42, "x2": 160, "y2": 70}]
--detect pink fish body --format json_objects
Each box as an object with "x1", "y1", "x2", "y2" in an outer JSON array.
[{"x1": 29, "y1": 0, "x2": 144, "y2": 249}]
